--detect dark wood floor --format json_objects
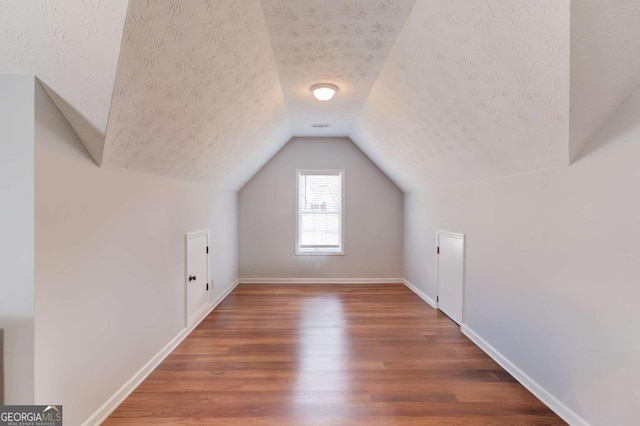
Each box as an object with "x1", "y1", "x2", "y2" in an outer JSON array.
[{"x1": 105, "y1": 284, "x2": 563, "y2": 425}]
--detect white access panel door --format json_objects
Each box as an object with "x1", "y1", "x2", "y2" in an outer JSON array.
[
  {"x1": 186, "y1": 231, "x2": 209, "y2": 325},
  {"x1": 437, "y1": 231, "x2": 465, "y2": 325}
]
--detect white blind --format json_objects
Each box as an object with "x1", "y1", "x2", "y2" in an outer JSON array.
[{"x1": 297, "y1": 171, "x2": 343, "y2": 251}]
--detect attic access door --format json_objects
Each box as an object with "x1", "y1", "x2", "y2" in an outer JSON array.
[
  {"x1": 186, "y1": 230, "x2": 209, "y2": 326},
  {"x1": 437, "y1": 231, "x2": 465, "y2": 325}
]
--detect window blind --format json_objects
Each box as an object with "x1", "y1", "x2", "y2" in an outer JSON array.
[{"x1": 297, "y1": 170, "x2": 343, "y2": 253}]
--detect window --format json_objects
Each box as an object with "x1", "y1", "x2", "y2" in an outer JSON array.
[{"x1": 295, "y1": 170, "x2": 344, "y2": 255}]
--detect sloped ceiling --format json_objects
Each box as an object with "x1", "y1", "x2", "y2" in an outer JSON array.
[
  {"x1": 260, "y1": 0, "x2": 416, "y2": 137},
  {"x1": 0, "y1": 0, "x2": 128, "y2": 165},
  {"x1": 102, "y1": 0, "x2": 290, "y2": 189},
  {"x1": 351, "y1": 0, "x2": 570, "y2": 191},
  {"x1": 570, "y1": 0, "x2": 640, "y2": 161},
  {"x1": 3, "y1": 0, "x2": 640, "y2": 192}
]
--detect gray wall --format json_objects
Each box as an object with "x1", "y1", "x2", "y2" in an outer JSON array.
[
  {"x1": 34, "y1": 82, "x2": 238, "y2": 425},
  {"x1": 0, "y1": 74, "x2": 34, "y2": 404},
  {"x1": 239, "y1": 137, "x2": 403, "y2": 280},
  {"x1": 404, "y1": 83, "x2": 640, "y2": 425}
]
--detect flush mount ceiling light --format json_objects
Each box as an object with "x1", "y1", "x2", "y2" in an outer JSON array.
[{"x1": 310, "y1": 83, "x2": 339, "y2": 102}]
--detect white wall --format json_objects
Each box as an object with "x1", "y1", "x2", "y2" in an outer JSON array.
[
  {"x1": 404, "y1": 84, "x2": 640, "y2": 425},
  {"x1": 239, "y1": 137, "x2": 403, "y2": 280},
  {"x1": 0, "y1": 74, "x2": 34, "y2": 404},
  {"x1": 33, "y1": 82, "x2": 238, "y2": 425}
]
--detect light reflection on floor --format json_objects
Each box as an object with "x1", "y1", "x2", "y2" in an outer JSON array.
[{"x1": 293, "y1": 295, "x2": 350, "y2": 414}]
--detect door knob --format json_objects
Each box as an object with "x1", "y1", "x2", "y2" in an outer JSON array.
[{"x1": 189, "y1": 275, "x2": 197, "y2": 281}]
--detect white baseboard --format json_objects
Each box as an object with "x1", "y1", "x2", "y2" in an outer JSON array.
[
  {"x1": 402, "y1": 279, "x2": 438, "y2": 309},
  {"x1": 239, "y1": 278, "x2": 404, "y2": 284},
  {"x1": 187, "y1": 299, "x2": 213, "y2": 328},
  {"x1": 82, "y1": 279, "x2": 240, "y2": 426},
  {"x1": 461, "y1": 324, "x2": 588, "y2": 426}
]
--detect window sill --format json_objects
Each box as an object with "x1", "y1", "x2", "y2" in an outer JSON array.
[{"x1": 295, "y1": 250, "x2": 345, "y2": 256}]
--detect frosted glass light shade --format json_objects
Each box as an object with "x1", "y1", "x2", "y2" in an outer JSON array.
[{"x1": 310, "y1": 83, "x2": 338, "y2": 101}]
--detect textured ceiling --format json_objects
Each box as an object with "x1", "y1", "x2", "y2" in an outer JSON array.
[
  {"x1": 570, "y1": 0, "x2": 640, "y2": 161},
  {"x1": 102, "y1": 0, "x2": 290, "y2": 189},
  {"x1": 3, "y1": 0, "x2": 640, "y2": 193},
  {"x1": 351, "y1": 0, "x2": 571, "y2": 191},
  {"x1": 0, "y1": 0, "x2": 128, "y2": 165},
  {"x1": 261, "y1": 0, "x2": 416, "y2": 137}
]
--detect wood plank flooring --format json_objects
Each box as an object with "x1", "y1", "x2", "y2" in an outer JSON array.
[{"x1": 105, "y1": 284, "x2": 564, "y2": 425}]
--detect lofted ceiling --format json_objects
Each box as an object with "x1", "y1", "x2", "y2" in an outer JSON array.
[
  {"x1": 0, "y1": 0, "x2": 128, "y2": 165},
  {"x1": 261, "y1": 0, "x2": 416, "y2": 137},
  {"x1": 2, "y1": 0, "x2": 640, "y2": 191},
  {"x1": 102, "y1": 0, "x2": 290, "y2": 189},
  {"x1": 351, "y1": 0, "x2": 570, "y2": 191}
]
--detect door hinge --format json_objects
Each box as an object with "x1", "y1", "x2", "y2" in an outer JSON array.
[
  {"x1": 437, "y1": 296, "x2": 439, "y2": 302},
  {"x1": 437, "y1": 246, "x2": 440, "y2": 254},
  {"x1": 206, "y1": 246, "x2": 209, "y2": 254},
  {"x1": 206, "y1": 283, "x2": 209, "y2": 291}
]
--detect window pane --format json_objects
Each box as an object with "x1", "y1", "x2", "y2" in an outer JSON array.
[{"x1": 297, "y1": 171, "x2": 343, "y2": 252}]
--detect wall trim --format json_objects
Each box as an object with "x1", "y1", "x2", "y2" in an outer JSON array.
[
  {"x1": 187, "y1": 300, "x2": 211, "y2": 329},
  {"x1": 461, "y1": 324, "x2": 589, "y2": 426},
  {"x1": 239, "y1": 278, "x2": 403, "y2": 284},
  {"x1": 403, "y1": 279, "x2": 438, "y2": 309},
  {"x1": 82, "y1": 279, "x2": 240, "y2": 426}
]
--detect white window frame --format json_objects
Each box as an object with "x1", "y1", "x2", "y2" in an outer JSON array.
[{"x1": 295, "y1": 169, "x2": 345, "y2": 256}]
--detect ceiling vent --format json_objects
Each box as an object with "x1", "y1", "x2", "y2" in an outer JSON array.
[{"x1": 312, "y1": 123, "x2": 331, "y2": 128}]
